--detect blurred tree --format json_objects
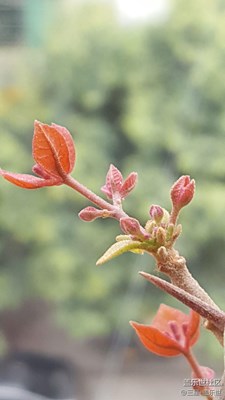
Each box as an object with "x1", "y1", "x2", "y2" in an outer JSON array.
[
  {"x1": 0, "y1": 0, "x2": 224, "y2": 341},
  {"x1": 121, "y1": 0, "x2": 225, "y2": 288}
]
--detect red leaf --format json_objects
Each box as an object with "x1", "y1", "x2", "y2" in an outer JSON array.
[
  {"x1": 186, "y1": 310, "x2": 201, "y2": 348},
  {"x1": 120, "y1": 172, "x2": 137, "y2": 198},
  {"x1": 101, "y1": 164, "x2": 123, "y2": 199},
  {"x1": 0, "y1": 121, "x2": 76, "y2": 190},
  {"x1": 0, "y1": 170, "x2": 62, "y2": 189},
  {"x1": 130, "y1": 304, "x2": 200, "y2": 357},
  {"x1": 101, "y1": 165, "x2": 137, "y2": 201},
  {"x1": 109, "y1": 164, "x2": 123, "y2": 190},
  {"x1": 130, "y1": 321, "x2": 182, "y2": 356},
  {"x1": 51, "y1": 123, "x2": 75, "y2": 172},
  {"x1": 33, "y1": 121, "x2": 75, "y2": 178},
  {"x1": 32, "y1": 164, "x2": 52, "y2": 179}
]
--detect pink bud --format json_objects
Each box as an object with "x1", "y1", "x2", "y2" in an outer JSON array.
[
  {"x1": 192, "y1": 366, "x2": 215, "y2": 381},
  {"x1": 156, "y1": 227, "x2": 166, "y2": 245},
  {"x1": 79, "y1": 206, "x2": 102, "y2": 222},
  {"x1": 149, "y1": 204, "x2": 164, "y2": 223},
  {"x1": 120, "y1": 217, "x2": 149, "y2": 239},
  {"x1": 191, "y1": 366, "x2": 215, "y2": 395},
  {"x1": 170, "y1": 176, "x2": 195, "y2": 210}
]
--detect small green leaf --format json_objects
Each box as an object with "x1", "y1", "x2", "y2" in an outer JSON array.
[{"x1": 96, "y1": 240, "x2": 143, "y2": 265}]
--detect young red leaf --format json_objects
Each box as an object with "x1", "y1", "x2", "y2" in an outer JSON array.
[
  {"x1": 120, "y1": 172, "x2": 138, "y2": 198},
  {"x1": 131, "y1": 322, "x2": 182, "y2": 356},
  {"x1": 101, "y1": 164, "x2": 137, "y2": 201},
  {"x1": 0, "y1": 170, "x2": 62, "y2": 189},
  {"x1": 51, "y1": 123, "x2": 75, "y2": 172},
  {"x1": 0, "y1": 121, "x2": 76, "y2": 190},
  {"x1": 109, "y1": 164, "x2": 123, "y2": 191},
  {"x1": 32, "y1": 164, "x2": 52, "y2": 179},
  {"x1": 101, "y1": 164, "x2": 121, "y2": 198},
  {"x1": 130, "y1": 304, "x2": 200, "y2": 357},
  {"x1": 33, "y1": 121, "x2": 75, "y2": 178}
]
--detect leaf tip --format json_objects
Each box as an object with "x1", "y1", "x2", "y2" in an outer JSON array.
[{"x1": 96, "y1": 258, "x2": 104, "y2": 266}]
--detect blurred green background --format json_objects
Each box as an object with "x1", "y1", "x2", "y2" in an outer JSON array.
[{"x1": 0, "y1": 0, "x2": 224, "y2": 360}]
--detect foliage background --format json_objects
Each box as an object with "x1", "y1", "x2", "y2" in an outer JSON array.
[{"x1": 0, "y1": 0, "x2": 224, "y2": 358}]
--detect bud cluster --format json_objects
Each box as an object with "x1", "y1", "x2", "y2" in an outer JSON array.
[{"x1": 145, "y1": 204, "x2": 182, "y2": 249}]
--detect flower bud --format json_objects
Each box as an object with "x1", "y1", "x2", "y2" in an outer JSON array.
[
  {"x1": 192, "y1": 366, "x2": 215, "y2": 395},
  {"x1": 192, "y1": 366, "x2": 215, "y2": 381},
  {"x1": 149, "y1": 205, "x2": 164, "y2": 224},
  {"x1": 170, "y1": 176, "x2": 195, "y2": 210},
  {"x1": 161, "y1": 209, "x2": 170, "y2": 225},
  {"x1": 78, "y1": 206, "x2": 109, "y2": 222},
  {"x1": 172, "y1": 224, "x2": 182, "y2": 242},
  {"x1": 156, "y1": 227, "x2": 166, "y2": 245},
  {"x1": 165, "y1": 223, "x2": 175, "y2": 241},
  {"x1": 120, "y1": 217, "x2": 149, "y2": 239},
  {"x1": 157, "y1": 246, "x2": 168, "y2": 261},
  {"x1": 145, "y1": 220, "x2": 156, "y2": 234}
]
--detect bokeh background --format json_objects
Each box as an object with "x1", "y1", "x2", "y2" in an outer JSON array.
[{"x1": 0, "y1": 0, "x2": 224, "y2": 399}]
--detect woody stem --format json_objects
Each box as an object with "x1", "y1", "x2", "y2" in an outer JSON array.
[{"x1": 157, "y1": 248, "x2": 224, "y2": 346}]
